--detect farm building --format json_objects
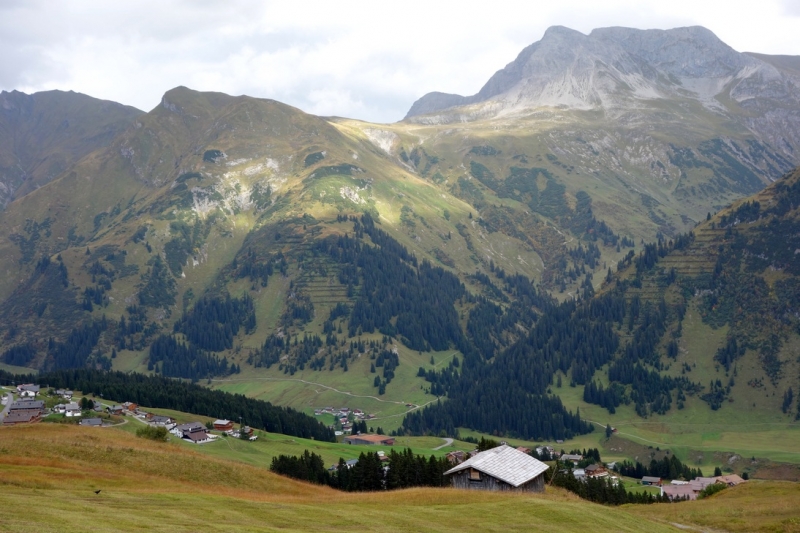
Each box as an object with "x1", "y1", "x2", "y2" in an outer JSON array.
[
  {"x1": 444, "y1": 445, "x2": 549, "y2": 493},
  {"x1": 641, "y1": 476, "x2": 662, "y2": 486},
  {"x1": 343, "y1": 434, "x2": 395, "y2": 446}
]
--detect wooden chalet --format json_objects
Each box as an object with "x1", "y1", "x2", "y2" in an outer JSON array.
[
  {"x1": 444, "y1": 445, "x2": 549, "y2": 493},
  {"x1": 641, "y1": 476, "x2": 662, "y2": 486},
  {"x1": 213, "y1": 419, "x2": 233, "y2": 431}
]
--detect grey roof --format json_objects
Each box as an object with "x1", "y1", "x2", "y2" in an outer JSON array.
[
  {"x1": 560, "y1": 454, "x2": 583, "y2": 461},
  {"x1": 80, "y1": 418, "x2": 103, "y2": 426},
  {"x1": 444, "y1": 445, "x2": 549, "y2": 487},
  {"x1": 10, "y1": 400, "x2": 44, "y2": 411},
  {"x1": 642, "y1": 476, "x2": 661, "y2": 482}
]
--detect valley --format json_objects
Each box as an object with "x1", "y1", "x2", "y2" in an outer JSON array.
[{"x1": 1, "y1": 23, "x2": 800, "y2": 531}]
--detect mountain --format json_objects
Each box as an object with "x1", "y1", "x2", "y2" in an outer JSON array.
[
  {"x1": 0, "y1": 90, "x2": 143, "y2": 207},
  {"x1": 398, "y1": 26, "x2": 799, "y2": 241}
]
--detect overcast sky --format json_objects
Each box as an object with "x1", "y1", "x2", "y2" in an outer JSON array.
[{"x1": 2, "y1": 0, "x2": 799, "y2": 123}]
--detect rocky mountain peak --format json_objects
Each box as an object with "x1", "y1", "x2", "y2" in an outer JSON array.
[{"x1": 403, "y1": 25, "x2": 797, "y2": 121}]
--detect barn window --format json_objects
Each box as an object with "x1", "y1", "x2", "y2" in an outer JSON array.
[{"x1": 469, "y1": 468, "x2": 481, "y2": 481}]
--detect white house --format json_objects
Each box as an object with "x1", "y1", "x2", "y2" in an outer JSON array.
[{"x1": 64, "y1": 402, "x2": 82, "y2": 417}]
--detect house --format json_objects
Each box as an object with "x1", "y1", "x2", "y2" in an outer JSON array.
[
  {"x1": 716, "y1": 474, "x2": 746, "y2": 486},
  {"x1": 573, "y1": 468, "x2": 586, "y2": 480},
  {"x1": 560, "y1": 454, "x2": 583, "y2": 464},
  {"x1": 3, "y1": 411, "x2": 41, "y2": 425},
  {"x1": 107, "y1": 405, "x2": 124, "y2": 416},
  {"x1": 446, "y1": 450, "x2": 467, "y2": 464},
  {"x1": 343, "y1": 434, "x2": 395, "y2": 446},
  {"x1": 213, "y1": 419, "x2": 233, "y2": 431},
  {"x1": 150, "y1": 415, "x2": 175, "y2": 427},
  {"x1": 585, "y1": 464, "x2": 608, "y2": 478},
  {"x1": 55, "y1": 389, "x2": 73, "y2": 399},
  {"x1": 662, "y1": 484, "x2": 697, "y2": 500},
  {"x1": 9, "y1": 400, "x2": 45, "y2": 414},
  {"x1": 641, "y1": 476, "x2": 662, "y2": 486},
  {"x1": 17, "y1": 384, "x2": 40, "y2": 398},
  {"x1": 444, "y1": 445, "x2": 550, "y2": 493},
  {"x1": 122, "y1": 402, "x2": 138, "y2": 412},
  {"x1": 64, "y1": 402, "x2": 82, "y2": 417},
  {"x1": 80, "y1": 418, "x2": 103, "y2": 427},
  {"x1": 172, "y1": 421, "x2": 211, "y2": 443},
  {"x1": 171, "y1": 421, "x2": 205, "y2": 436},
  {"x1": 516, "y1": 446, "x2": 531, "y2": 454}
]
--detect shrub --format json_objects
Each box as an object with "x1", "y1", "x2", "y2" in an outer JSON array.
[
  {"x1": 697, "y1": 483, "x2": 727, "y2": 499},
  {"x1": 136, "y1": 425, "x2": 169, "y2": 442}
]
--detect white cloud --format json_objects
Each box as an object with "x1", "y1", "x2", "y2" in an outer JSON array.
[{"x1": 1, "y1": 0, "x2": 799, "y2": 122}]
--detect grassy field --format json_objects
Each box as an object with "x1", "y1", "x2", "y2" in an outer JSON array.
[{"x1": 6, "y1": 423, "x2": 796, "y2": 533}]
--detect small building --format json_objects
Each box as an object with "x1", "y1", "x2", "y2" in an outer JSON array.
[
  {"x1": 560, "y1": 454, "x2": 583, "y2": 464},
  {"x1": 716, "y1": 474, "x2": 746, "y2": 486},
  {"x1": 16, "y1": 384, "x2": 40, "y2": 397},
  {"x1": 213, "y1": 419, "x2": 233, "y2": 431},
  {"x1": 150, "y1": 415, "x2": 175, "y2": 427},
  {"x1": 516, "y1": 446, "x2": 531, "y2": 454},
  {"x1": 107, "y1": 405, "x2": 124, "y2": 416},
  {"x1": 3, "y1": 411, "x2": 41, "y2": 425},
  {"x1": 64, "y1": 402, "x2": 82, "y2": 417},
  {"x1": 172, "y1": 421, "x2": 210, "y2": 443},
  {"x1": 585, "y1": 464, "x2": 608, "y2": 478},
  {"x1": 641, "y1": 476, "x2": 662, "y2": 486},
  {"x1": 535, "y1": 445, "x2": 555, "y2": 458},
  {"x1": 9, "y1": 400, "x2": 45, "y2": 414},
  {"x1": 122, "y1": 402, "x2": 138, "y2": 412},
  {"x1": 446, "y1": 450, "x2": 467, "y2": 464},
  {"x1": 662, "y1": 484, "x2": 697, "y2": 501},
  {"x1": 573, "y1": 468, "x2": 586, "y2": 480},
  {"x1": 343, "y1": 434, "x2": 395, "y2": 446},
  {"x1": 444, "y1": 444, "x2": 550, "y2": 493},
  {"x1": 80, "y1": 418, "x2": 103, "y2": 427},
  {"x1": 55, "y1": 389, "x2": 73, "y2": 399}
]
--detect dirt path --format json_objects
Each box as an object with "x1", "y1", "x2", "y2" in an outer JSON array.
[{"x1": 433, "y1": 437, "x2": 454, "y2": 450}]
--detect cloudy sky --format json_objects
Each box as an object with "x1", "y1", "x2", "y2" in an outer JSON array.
[{"x1": 2, "y1": 0, "x2": 799, "y2": 123}]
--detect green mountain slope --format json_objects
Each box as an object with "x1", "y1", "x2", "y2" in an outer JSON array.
[
  {"x1": 0, "y1": 90, "x2": 143, "y2": 207},
  {"x1": 0, "y1": 80, "x2": 798, "y2": 443}
]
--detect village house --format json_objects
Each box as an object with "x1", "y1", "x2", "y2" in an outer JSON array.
[
  {"x1": 122, "y1": 402, "x2": 138, "y2": 412},
  {"x1": 172, "y1": 421, "x2": 211, "y2": 444},
  {"x1": 80, "y1": 418, "x2": 103, "y2": 427},
  {"x1": 3, "y1": 399, "x2": 45, "y2": 426},
  {"x1": 343, "y1": 434, "x2": 395, "y2": 446},
  {"x1": 445, "y1": 445, "x2": 550, "y2": 493},
  {"x1": 107, "y1": 405, "x2": 124, "y2": 416},
  {"x1": 64, "y1": 402, "x2": 82, "y2": 417},
  {"x1": 585, "y1": 464, "x2": 608, "y2": 478},
  {"x1": 560, "y1": 453, "x2": 583, "y2": 464},
  {"x1": 150, "y1": 415, "x2": 175, "y2": 427},
  {"x1": 213, "y1": 419, "x2": 233, "y2": 431},
  {"x1": 54, "y1": 389, "x2": 73, "y2": 399},
  {"x1": 641, "y1": 476, "x2": 662, "y2": 486},
  {"x1": 446, "y1": 450, "x2": 467, "y2": 464},
  {"x1": 16, "y1": 384, "x2": 40, "y2": 398},
  {"x1": 716, "y1": 474, "x2": 746, "y2": 486},
  {"x1": 3, "y1": 411, "x2": 42, "y2": 425}
]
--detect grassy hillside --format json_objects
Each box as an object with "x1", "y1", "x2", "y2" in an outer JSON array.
[{"x1": 5, "y1": 423, "x2": 798, "y2": 533}]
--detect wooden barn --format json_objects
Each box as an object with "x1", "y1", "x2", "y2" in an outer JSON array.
[{"x1": 444, "y1": 444, "x2": 549, "y2": 493}]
